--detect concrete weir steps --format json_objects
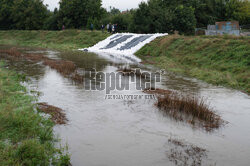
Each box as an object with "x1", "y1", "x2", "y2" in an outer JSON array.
[{"x1": 80, "y1": 33, "x2": 168, "y2": 62}]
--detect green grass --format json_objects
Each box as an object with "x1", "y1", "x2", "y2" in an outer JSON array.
[
  {"x1": 136, "y1": 35, "x2": 250, "y2": 93},
  {"x1": 0, "y1": 30, "x2": 110, "y2": 50},
  {"x1": 0, "y1": 61, "x2": 70, "y2": 166},
  {"x1": 1, "y1": 30, "x2": 249, "y2": 93}
]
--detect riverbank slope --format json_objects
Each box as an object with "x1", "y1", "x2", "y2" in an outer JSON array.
[
  {"x1": 0, "y1": 30, "x2": 110, "y2": 50},
  {"x1": 0, "y1": 62, "x2": 70, "y2": 165},
  {"x1": 136, "y1": 35, "x2": 250, "y2": 94}
]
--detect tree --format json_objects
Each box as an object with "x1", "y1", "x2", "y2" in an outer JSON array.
[
  {"x1": 58, "y1": 0, "x2": 103, "y2": 29},
  {"x1": 109, "y1": 7, "x2": 120, "y2": 15},
  {"x1": 0, "y1": 0, "x2": 14, "y2": 29},
  {"x1": 111, "y1": 12, "x2": 133, "y2": 32},
  {"x1": 237, "y1": 0, "x2": 250, "y2": 25},
  {"x1": 191, "y1": 0, "x2": 218, "y2": 27},
  {"x1": 44, "y1": 8, "x2": 59, "y2": 30},
  {"x1": 11, "y1": 0, "x2": 48, "y2": 30},
  {"x1": 225, "y1": 0, "x2": 250, "y2": 25},
  {"x1": 131, "y1": 0, "x2": 196, "y2": 34},
  {"x1": 132, "y1": 2, "x2": 152, "y2": 33},
  {"x1": 173, "y1": 5, "x2": 196, "y2": 34}
]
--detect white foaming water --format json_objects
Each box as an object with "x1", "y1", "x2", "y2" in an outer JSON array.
[{"x1": 79, "y1": 33, "x2": 168, "y2": 62}]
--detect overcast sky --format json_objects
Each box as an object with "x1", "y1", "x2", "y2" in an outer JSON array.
[{"x1": 43, "y1": 0, "x2": 147, "y2": 11}]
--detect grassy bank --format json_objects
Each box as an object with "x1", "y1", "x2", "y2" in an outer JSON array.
[
  {"x1": 136, "y1": 35, "x2": 250, "y2": 93},
  {"x1": 0, "y1": 30, "x2": 249, "y2": 93},
  {"x1": 0, "y1": 62, "x2": 70, "y2": 165},
  {"x1": 0, "y1": 30, "x2": 110, "y2": 50}
]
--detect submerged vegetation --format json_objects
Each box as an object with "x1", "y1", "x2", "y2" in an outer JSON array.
[
  {"x1": 0, "y1": 30, "x2": 110, "y2": 50},
  {"x1": 0, "y1": 47, "x2": 84, "y2": 83},
  {"x1": 167, "y1": 138, "x2": 208, "y2": 166},
  {"x1": 137, "y1": 35, "x2": 250, "y2": 94},
  {"x1": 144, "y1": 88, "x2": 224, "y2": 131},
  {"x1": 0, "y1": 61, "x2": 70, "y2": 165},
  {"x1": 143, "y1": 88, "x2": 172, "y2": 96},
  {"x1": 38, "y1": 103, "x2": 68, "y2": 125},
  {"x1": 157, "y1": 92, "x2": 223, "y2": 131}
]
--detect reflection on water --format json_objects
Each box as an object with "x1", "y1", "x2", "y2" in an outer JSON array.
[{"x1": 1, "y1": 45, "x2": 250, "y2": 166}]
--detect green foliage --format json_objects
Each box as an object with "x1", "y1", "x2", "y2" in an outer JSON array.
[
  {"x1": 44, "y1": 8, "x2": 60, "y2": 30},
  {"x1": 225, "y1": 0, "x2": 250, "y2": 25},
  {"x1": 136, "y1": 35, "x2": 250, "y2": 93},
  {"x1": 109, "y1": 7, "x2": 121, "y2": 15},
  {"x1": 131, "y1": 2, "x2": 153, "y2": 33},
  {"x1": 131, "y1": 0, "x2": 197, "y2": 34},
  {"x1": 173, "y1": 5, "x2": 196, "y2": 34},
  {"x1": 99, "y1": 8, "x2": 135, "y2": 32},
  {"x1": 112, "y1": 13, "x2": 132, "y2": 32},
  {"x1": 0, "y1": 0, "x2": 48, "y2": 30},
  {"x1": 0, "y1": 0, "x2": 14, "y2": 29},
  {"x1": 11, "y1": 0, "x2": 48, "y2": 30},
  {"x1": 193, "y1": 0, "x2": 250, "y2": 27},
  {"x1": 86, "y1": 17, "x2": 99, "y2": 30},
  {"x1": 131, "y1": 0, "x2": 250, "y2": 33},
  {"x1": 58, "y1": 0, "x2": 104, "y2": 29},
  {"x1": 0, "y1": 64, "x2": 70, "y2": 165},
  {"x1": 0, "y1": 0, "x2": 249, "y2": 31}
]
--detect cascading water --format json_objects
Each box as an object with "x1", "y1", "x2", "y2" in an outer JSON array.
[{"x1": 80, "y1": 33, "x2": 168, "y2": 63}]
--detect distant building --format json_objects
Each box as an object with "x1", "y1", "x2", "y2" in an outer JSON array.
[
  {"x1": 121, "y1": 11, "x2": 128, "y2": 14},
  {"x1": 205, "y1": 21, "x2": 240, "y2": 36}
]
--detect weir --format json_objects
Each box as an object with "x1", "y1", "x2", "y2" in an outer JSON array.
[{"x1": 80, "y1": 33, "x2": 167, "y2": 62}]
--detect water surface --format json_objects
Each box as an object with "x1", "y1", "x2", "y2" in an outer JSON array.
[{"x1": 1, "y1": 46, "x2": 250, "y2": 166}]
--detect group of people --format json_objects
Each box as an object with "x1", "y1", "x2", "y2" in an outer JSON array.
[
  {"x1": 92, "y1": 23, "x2": 118, "y2": 33},
  {"x1": 105, "y1": 23, "x2": 118, "y2": 33},
  {"x1": 61, "y1": 23, "x2": 118, "y2": 33}
]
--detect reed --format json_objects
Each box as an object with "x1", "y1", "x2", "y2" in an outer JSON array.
[
  {"x1": 0, "y1": 47, "x2": 22, "y2": 57},
  {"x1": 156, "y1": 92, "x2": 223, "y2": 131},
  {"x1": 43, "y1": 59, "x2": 76, "y2": 75},
  {"x1": 143, "y1": 88, "x2": 224, "y2": 131}
]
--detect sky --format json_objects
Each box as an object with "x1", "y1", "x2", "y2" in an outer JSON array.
[{"x1": 43, "y1": 0, "x2": 147, "y2": 11}]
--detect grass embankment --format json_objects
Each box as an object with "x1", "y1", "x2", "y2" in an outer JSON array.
[
  {"x1": 0, "y1": 30, "x2": 110, "y2": 50},
  {"x1": 136, "y1": 35, "x2": 250, "y2": 93},
  {"x1": 0, "y1": 62, "x2": 70, "y2": 165}
]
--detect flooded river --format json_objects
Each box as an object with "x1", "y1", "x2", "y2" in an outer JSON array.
[{"x1": 1, "y1": 46, "x2": 250, "y2": 166}]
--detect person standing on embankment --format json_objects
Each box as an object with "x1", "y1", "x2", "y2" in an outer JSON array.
[
  {"x1": 90, "y1": 23, "x2": 94, "y2": 31},
  {"x1": 101, "y1": 24, "x2": 104, "y2": 32},
  {"x1": 107, "y1": 24, "x2": 109, "y2": 32}
]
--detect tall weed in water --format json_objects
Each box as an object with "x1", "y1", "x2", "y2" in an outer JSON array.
[{"x1": 155, "y1": 91, "x2": 223, "y2": 131}]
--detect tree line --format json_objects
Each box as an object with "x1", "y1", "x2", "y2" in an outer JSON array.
[{"x1": 0, "y1": 0, "x2": 249, "y2": 34}]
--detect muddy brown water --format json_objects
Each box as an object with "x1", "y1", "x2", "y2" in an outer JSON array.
[{"x1": 1, "y1": 45, "x2": 250, "y2": 166}]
